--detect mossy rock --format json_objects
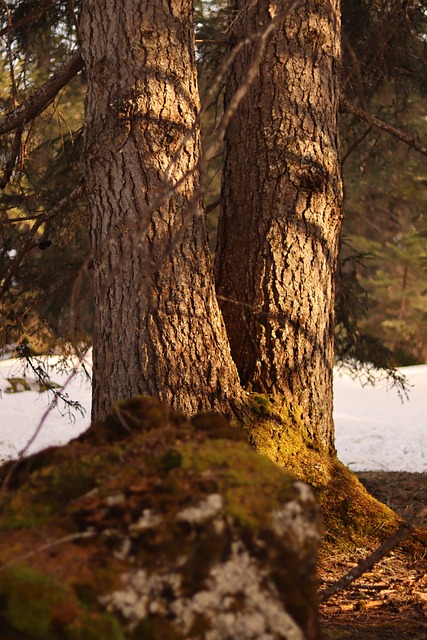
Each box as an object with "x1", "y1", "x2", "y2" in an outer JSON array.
[{"x1": 0, "y1": 396, "x2": 322, "y2": 640}]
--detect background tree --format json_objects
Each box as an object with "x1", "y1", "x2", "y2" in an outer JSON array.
[
  {"x1": 0, "y1": 0, "x2": 88, "y2": 354},
  {"x1": 337, "y1": 0, "x2": 427, "y2": 369}
]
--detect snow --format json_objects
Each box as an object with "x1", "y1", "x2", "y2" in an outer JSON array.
[
  {"x1": 0, "y1": 353, "x2": 92, "y2": 462},
  {"x1": 0, "y1": 354, "x2": 426, "y2": 472},
  {"x1": 333, "y1": 364, "x2": 427, "y2": 472}
]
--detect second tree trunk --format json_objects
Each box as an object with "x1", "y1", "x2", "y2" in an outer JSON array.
[{"x1": 216, "y1": 0, "x2": 343, "y2": 449}]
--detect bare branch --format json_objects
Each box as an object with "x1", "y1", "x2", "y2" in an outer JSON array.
[
  {"x1": 0, "y1": 530, "x2": 96, "y2": 573},
  {"x1": 342, "y1": 33, "x2": 367, "y2": 112},
  {"x1": 0, "y1": 345, "x2": 91, "y2": 501},
  {"x1": 341, "y1": 125, "x2": 372, "y2": 166},
  {"x1": 0, "y1": 51, "x2": 84, "y2": 136},
  {"x1": 341, "y1": 98, "x2": 427, "y2": 158}
]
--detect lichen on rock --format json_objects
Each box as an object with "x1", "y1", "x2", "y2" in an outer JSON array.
[{"x1": 101, "y1": 540, "x2": 307, "y2": 639}]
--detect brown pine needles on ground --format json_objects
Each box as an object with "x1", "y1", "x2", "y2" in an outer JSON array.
[{"x1": 319, "y1": 472, "x2": 427, "y2": 640}]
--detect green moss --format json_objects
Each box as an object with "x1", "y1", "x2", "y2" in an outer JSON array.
[
  {"x1": 0, "y1": 446, "x2": 133, "y2": 530},
  {"x1": 244, "y1": 397, "x2": 399, "y2": 549},
  {"x1": 252, "y1": 393, "x2": 275, "y2": 414},
  {"x1": 0, "y1": 565, "x2": 125, "y2": 640},
  {"x1": 0, "y1": 565, "x2": 70, "y2": 639},
  {"x1": 147, "y1": 449, "x2": 183, "y2": 472},
  {"x1": 191, "y1": 412, "x2": 247, "y2": 441},
  {"x1": 1, "y1": 458, "x2": 97, "y2": 529},
  {"x1": 65, "y1": 613, "x2": 125, "y2": 640},
  {"x1": 179, "y1": 439, "x2": 298, "y2": 530},
  {"x1": 73, "y1": 568, "x2": 123, "y2": 608}
]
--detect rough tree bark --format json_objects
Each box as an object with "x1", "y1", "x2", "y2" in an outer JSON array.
[
  {"x1": 216, "y1": 0, "x2": 343, "y2": 449},
  {"x1": 80, "y1": 1, "x2": 242, "y2": 421}
]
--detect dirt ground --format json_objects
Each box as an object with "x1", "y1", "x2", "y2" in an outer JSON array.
[{"x1": 319, "y1": 472, "x2": 427, "y2": 639}]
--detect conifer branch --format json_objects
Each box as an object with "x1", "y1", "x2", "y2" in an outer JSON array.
[
  {"x1": 0, "y1": 185, "x2": 83, "y2": 298},
  {"x1": 0, "y1": 0, "x2": 57, "y2": 37},
  {"x1": 0, "y1": 51, "x2": 84, "y2": 136},
  {"x1": 341, "y1": 98, "x2": 427, "y2": 158}
]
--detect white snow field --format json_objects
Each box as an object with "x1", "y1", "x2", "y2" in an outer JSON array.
[
  {"x1": 333, "y1": 364, "x2": 427, "y2": 472},
  {"x1": 0, "y1": 354, "x2": 426, "y2": 472}
]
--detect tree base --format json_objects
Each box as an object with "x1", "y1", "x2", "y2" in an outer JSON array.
[{"x1": 240, "y1": 393, "x2": 401, "y2": 551}]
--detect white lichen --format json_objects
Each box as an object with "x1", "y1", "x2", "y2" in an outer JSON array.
[
  {"x1": 176, "y1": 493, "x2": 223, "y2": 524},
  {"x1": 271, "y1": 481, "x2": 320, "y2": 552},
  {"x1": 113, "y1": 536, "x2": 132, "y2": 561},
  {"x1": 100, "y1": 540, "x2": 304, "y2": 640},
  {"x1": 128, "y1": 509, "x2": 162, "y2": 533},
  {"x1": 104, "y1": 493, "x2": 126, "y2": 507}
]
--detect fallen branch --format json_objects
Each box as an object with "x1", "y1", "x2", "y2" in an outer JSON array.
[
  {"x1": 340, "y1": 98, "x2": 427, "y2": 158},
  {"x1": 319, "y1": 506, "x2": 427, "y2": 604}
]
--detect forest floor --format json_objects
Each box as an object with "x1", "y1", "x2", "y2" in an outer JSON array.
[{"x1": 319, "y1": 471, "x2": 427, "y2": 639}]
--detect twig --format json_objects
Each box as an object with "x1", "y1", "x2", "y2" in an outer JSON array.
[
  {"x1": 0, "y1": 346, "x2": 91, "y2": 501},
  {"x1": 0, "y1": 127, "x2": 23, "y2": 189},
  {"x1": 342, "y1": 32, "x2": 367, "y2": 112},
  {"x1": 340, "y1": 98, "x2": 427, "y2": 158},
  {"x1": 0, "y1": 530, "x2": 97, "y2": 573},
  {"x1": 341, "y1": 126, "x2": 372, "y2": 166},
  {"x1": 0, "y1": 184, "x2": 83, "y2": 298},
  {"x1": 0, "y1": 0, "x2": 57, "y2": 37}
]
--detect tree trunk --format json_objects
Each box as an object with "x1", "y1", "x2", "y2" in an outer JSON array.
[
  {"x1": 216, "y1": 0, "x2": 343, "y2": 449},
  {"x1": 80, "y1": 1, "x2": 242, "y2": 422}
]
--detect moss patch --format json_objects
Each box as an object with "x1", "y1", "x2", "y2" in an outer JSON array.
[
  {"x1": 0, "y1": 565, "x2": 124, "y2": 640},
  {"x1": 179, "y1": 439, "x2": 298, "y2": 530},
  {"x1": 246, "y1": 394, "x2": 399, "y2": 549},
  {"x1": 0, "y1": 448, "x2": 126, "y2": 530}
]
